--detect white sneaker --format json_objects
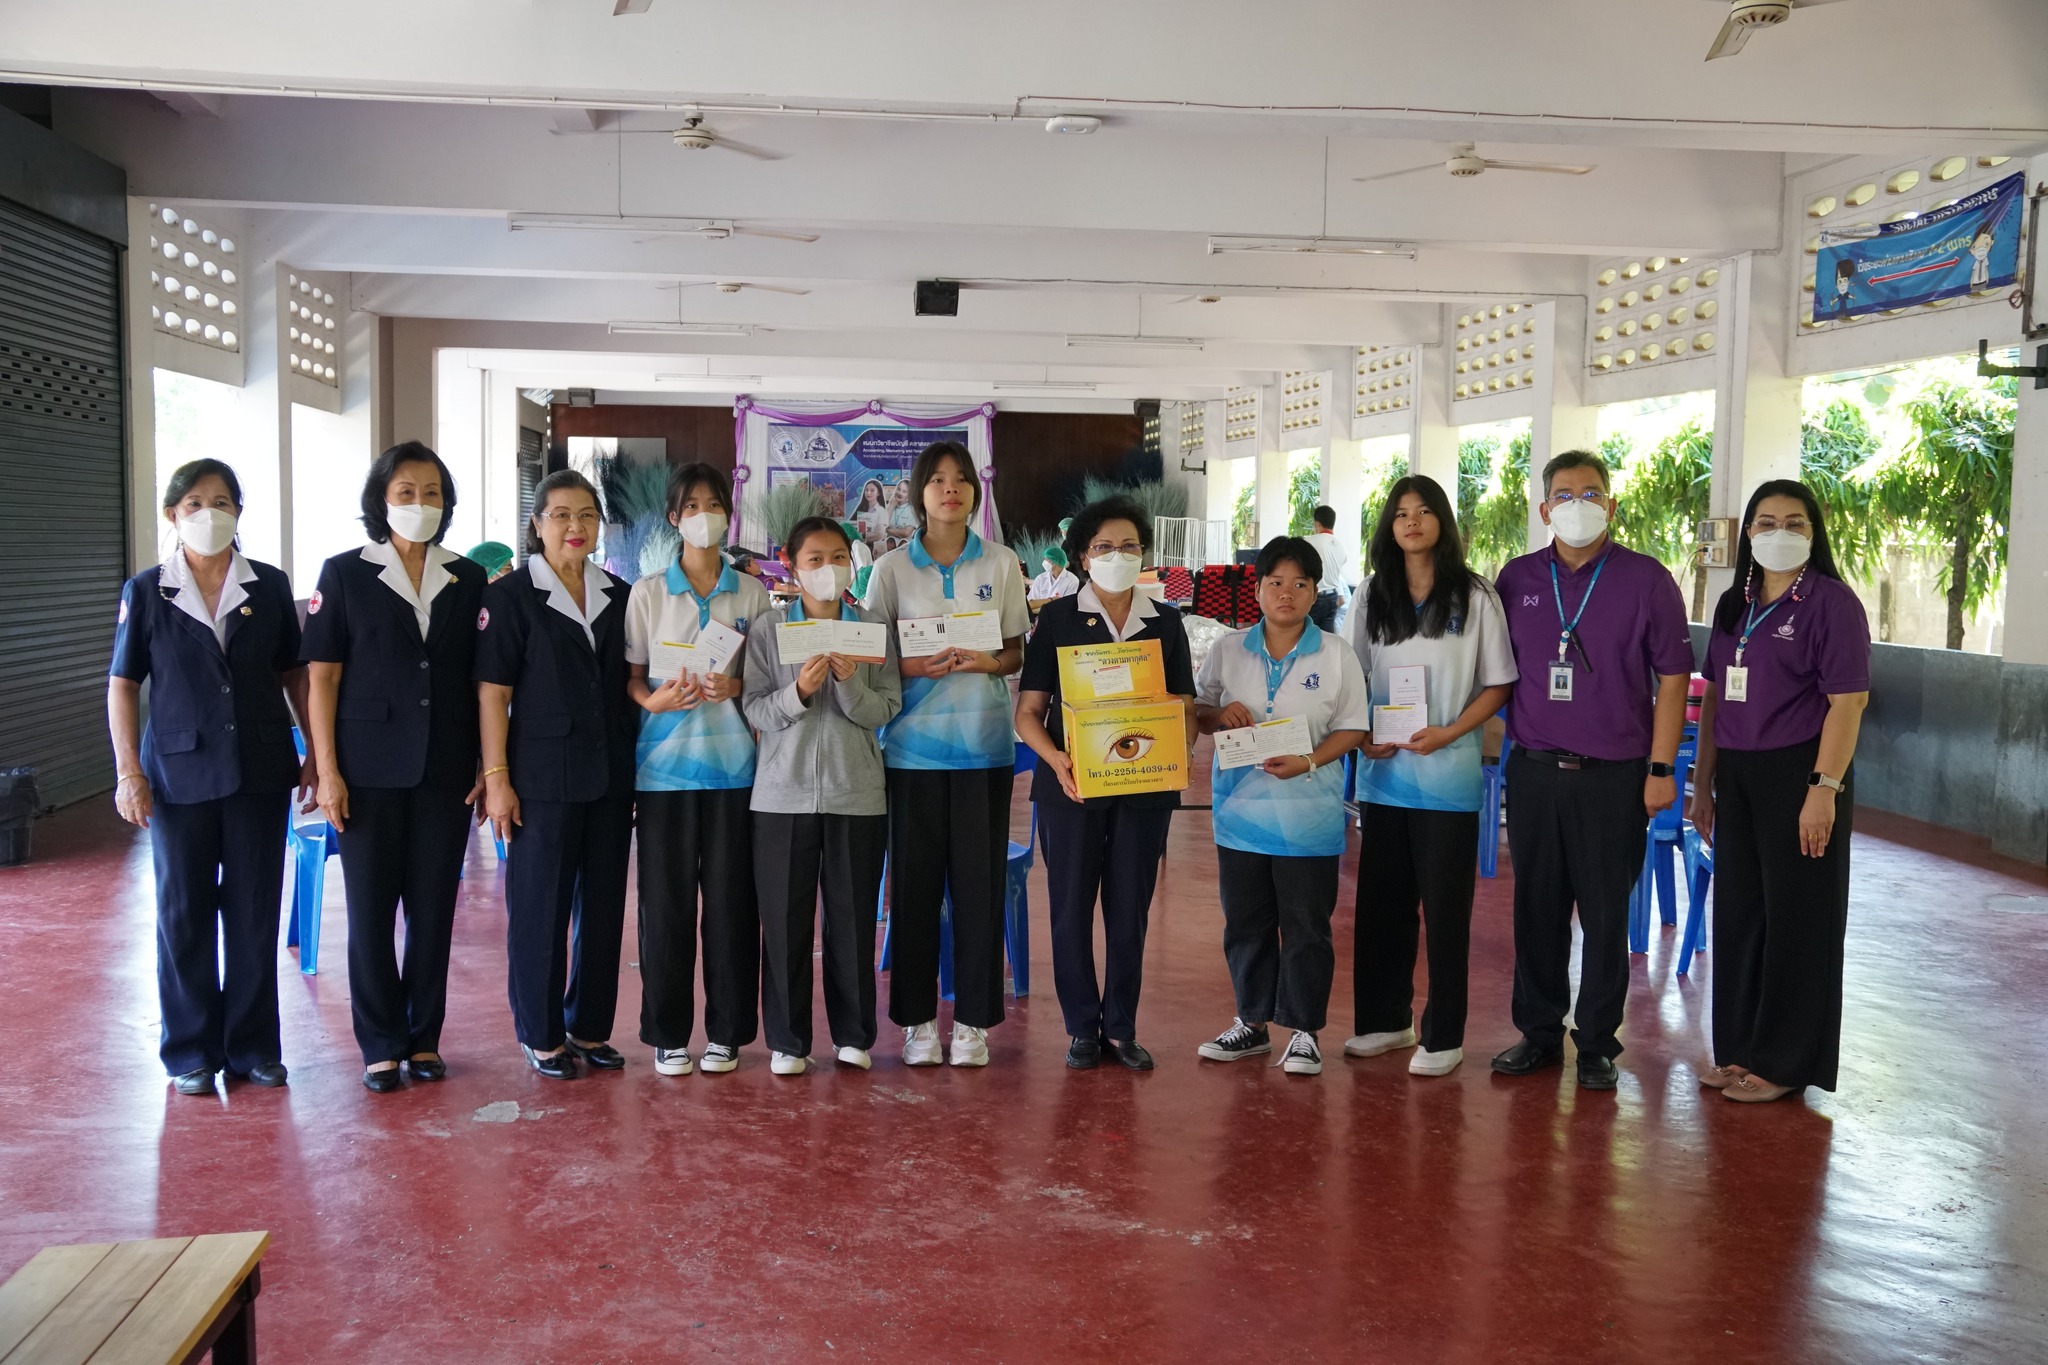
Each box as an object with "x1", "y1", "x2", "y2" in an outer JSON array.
[
  {"x1": 1343, "y1": 1027, "x2": 1418, "y2": 1058},
  {"x1": 769, "y1": 1051, "x2": 808, "y2": 1075},
  {"x1": 902, "y1": 1021, "x2": 942, "y2": 1067},
  {"x1": 1409, "y1": 1046, "x2": 1464, "y2": 1077},
  {"x1": 949, "y1": 1023, "x2": 989, "y2": 1068},
  {"x1": 699, "y1": 1043, "x2": 739, "y2": 1074},
  {"x1": 653, "y1": 1047, "x2": 694, "y2": 1077},
  {"x1": 1281, "y1": 1030, "x2": 1323, "y2": 1075},
  {"x1": 835, "y1": 1046, "x2": 872, "y2": 1070}
]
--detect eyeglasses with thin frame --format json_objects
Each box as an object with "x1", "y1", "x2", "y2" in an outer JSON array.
[
  {"x1": 1546, "y1": 489, "x2": 1608, "y2": 508},
  {"x1": 1750, "y1": 514, "x2": 1812, "y2": 535},
  {"x1": 541, "y1": 509, "x2": 602, "y2": 527},
  {"x1": 1087, "y1": 539, "x2": 1143, "y2": 557}
]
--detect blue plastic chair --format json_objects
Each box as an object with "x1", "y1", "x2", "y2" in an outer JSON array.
[
  {"x1": 879, "y1": 742, "x2": 1036, "y2": 999},
  {"x1": 285, "y1": 728, "x2": 340, "y2": 975},
  {"x1": 1676, "y1": 826, "x2": 1713, "y2": 976},
  {"x1": 1478, "y1": 734, "x2": 1512, "y2": 878},
  {"x1": 1628, "y1": 737, "x2": 1697, "y2": 953}
]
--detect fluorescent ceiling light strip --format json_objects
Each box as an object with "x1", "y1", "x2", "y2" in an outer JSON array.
[
  {"x1": 607, "y1": 321, "x2": 753, "y2": 336},
  {"x1": 655, "y1": 373, "x2": 763, "y2": 383},
  {"x1": 514, "y1": 214, "x2": 720, "y2": 234},
  {"x1": 1207, "y1": 235, "x2": 1417, "y2": 258},
  {"x1": 990, "y1": 381, "x2": 1100, "y2": 392},
  {"x1": 1065, "y1": 334, "x2": 1205, "y2": 351}
]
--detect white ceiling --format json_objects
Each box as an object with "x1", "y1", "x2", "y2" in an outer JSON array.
[{"x1": 12, "y1": 0, "x2": 2048, "y2": 401}]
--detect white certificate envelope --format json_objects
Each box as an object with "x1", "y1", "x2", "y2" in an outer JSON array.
[
  {"x1": 648, "y1": 640, "x2": 699, "y2": 682},
  {"x1": 1215, "y1": 715, "x2": 1312, "y2": 770},
  {"x1": 939, "y1": 611, "x2": 1003, "y2": 652},
  {"x1": 832, "y1": 620, "x2": 888, "y2": 662},
  {"x1": 775, "y1": 620, "x2": 834, "y2": 663},
  {"x1": 1088, "y1": 662, "x2": 1134, "y2": 697},
  {"x1": 1374, "y1": 703, "x2": 1425, "y2": 745},
  {"x1": 695, "y1": 620, "x2": 746, "y2": 676},
  {"x1": 1386, "y1": 664, "x2": 1427, "y2": 711}
]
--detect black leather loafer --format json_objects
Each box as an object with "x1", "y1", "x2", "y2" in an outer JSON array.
[
  {"x1": 1577, "y1": 1054, "x2": 1620, "y2": 1091},
  {"x1": 1104, "y1": 1038, "x2": 1155, "y2": 1071},
  {"x1": 524, "y1": 1045, "x2": 577, "y2": 1080},
  {"x1": 566, "y1": 1039, "x2": 625, "y2": 1070},
  {"x1": 363, "y1": 1065, "x2": 404, "y2": 1094},
  {"x1": 1065, "y1": 1036, "x2": 1102, "y2": 1070},
  {"x1": 242, "y1": 1062, "x2": 290, "y2": 1088},
  {"x1": 407, "y1": 1054, "x2": 448, "y2": 1082},
  {"x1": 172, "y1": 1068, "x2": 217, "y2": 1096},
  {"x1": 1489, "y1": 1038, "x2": 1564, "y2": 1075}
]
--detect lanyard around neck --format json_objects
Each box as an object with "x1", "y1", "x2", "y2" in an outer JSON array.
[
  {"x1": 1548, "y1": 551, "x2": 1608, "y2": 662},
  {"x1": 1736, "y1": 569, "x2": 1806, "y2": 665}
]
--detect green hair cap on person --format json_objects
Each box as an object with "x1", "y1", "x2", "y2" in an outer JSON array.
[
  {"x1": 1041, "y1": 545, "x2": 1068, "y2": 568},
  {"x1": 466, "y1": 541, "x2": 514, "y2": 577}
]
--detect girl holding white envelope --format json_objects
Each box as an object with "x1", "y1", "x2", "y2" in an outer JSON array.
[
  {"x1": 1193, "y1": 537, "x2": 1369, "y2": 1078},
  {"x1": 623, "y1": 463, "x2": 772, "y2": 1079},
  {"x1": 743, "y1": 516, "x2": 902, "y2": 1076},
  {"x1": 1345, "y1": 476, "x2": 1516, "y2": 1079},
  {"x1": 862, "y1": 441, "x2": 1030, "y2": 1070}
]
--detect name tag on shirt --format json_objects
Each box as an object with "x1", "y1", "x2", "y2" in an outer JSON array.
[
  {"x1": 1723, "y1": 665, "x2": 1749, "y2": 703},
  {"x1": 1548, "y1": 662, "x2": 1574, "y2": 702},
  {"x1": 898, "y1": 611, "x2": 1003, "y2": 657},
  {"x1": 1215, "y1": 715, "x2": 1311, "y2": 770},
  {"x1": 778, "y1": 619, "x2": 887, "y2": 664}
]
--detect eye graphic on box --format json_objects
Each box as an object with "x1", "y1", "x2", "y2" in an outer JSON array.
[{"x1": 1104, "y1": 729, "x2": 1156, "y2": 763}]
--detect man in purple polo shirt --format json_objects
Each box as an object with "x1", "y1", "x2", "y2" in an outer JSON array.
[{"x1": 1490, "y1": 450, "x2": 1693, "y2": 1090}]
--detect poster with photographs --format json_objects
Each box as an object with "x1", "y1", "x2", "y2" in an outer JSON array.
[{"x1": 766, "y1": 422, "x2": 966, "y2": 560}]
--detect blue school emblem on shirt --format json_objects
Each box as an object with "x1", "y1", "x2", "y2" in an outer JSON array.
[
  {"x1": 1301, "y1": 673, "x2": 1321, "y2": 690},
  {"x1": 735, "y1": 617, "x2": 748, "y2": 632},
  {"x1": 1447, "y1": 614, "x2": 1464, "y2": 636},
  {"x1": 976, "y1": 583, "x2": 994, "y2": 601}
]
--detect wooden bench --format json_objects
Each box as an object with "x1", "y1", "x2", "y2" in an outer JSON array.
[{"x1": 0, "y1": 1233, "x2": 268, "y2": 1364}]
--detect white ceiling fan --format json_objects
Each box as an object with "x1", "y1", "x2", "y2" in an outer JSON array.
[
  {"x1": 1704, "y1": 0, "x2": 1853, "y2": 62},
  {"x1": 1354, "y1": 143, "x2": 1595, "y2": 185},
  {"x1": 668, "y1": 280, "x2": 813, "y2": 297},
  {"x1": 667, "y1": 115, "x2": 787, "y2": 161}
]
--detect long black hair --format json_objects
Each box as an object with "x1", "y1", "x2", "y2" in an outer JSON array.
[
  {"x1": 360, "y1": 440, "x2": 457, "y2": 545},
  {"x1": 1364, "y1": 474, "x2": 1479, "y2": 645},
  {"x1": 1710, "y1": 479, "x2": 1841, "y2": 633}
]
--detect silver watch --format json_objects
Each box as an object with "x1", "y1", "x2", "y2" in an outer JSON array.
[{"x1": 1807, "y1": 771, "x2": 1844, "y2": 793}]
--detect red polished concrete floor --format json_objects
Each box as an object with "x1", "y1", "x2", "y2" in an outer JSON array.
[{"x1": 3, "y1": 769, "x2": 2047, "y2": 1364}]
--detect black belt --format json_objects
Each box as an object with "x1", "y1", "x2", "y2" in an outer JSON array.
[{"x1": 1515, "y1": 747, "x2": 1632, "y2": 771}]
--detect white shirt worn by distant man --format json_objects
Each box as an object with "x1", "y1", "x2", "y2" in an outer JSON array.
[{"x1": 1305, "y1": 531, "x2": 1348, "y2": 595}]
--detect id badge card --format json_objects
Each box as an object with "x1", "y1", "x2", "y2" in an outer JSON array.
[
  {"x1": 1548, "y1": 662, "x2": 1574, "y2": 702},
  {"x1": 1724, "y1": 664, "x2": 1749, "y2": 703}
]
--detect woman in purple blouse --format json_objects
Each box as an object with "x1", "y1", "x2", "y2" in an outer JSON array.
[{"x1": 1688, "y1": 480, "x2": 1870, "y2": 1103}]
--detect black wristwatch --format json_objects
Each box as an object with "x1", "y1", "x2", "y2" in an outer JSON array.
[{"x1": 1648, "y1": 761, "x2": 1675, "y2": 778}]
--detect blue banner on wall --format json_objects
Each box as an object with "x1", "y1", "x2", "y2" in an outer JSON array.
[
  {"x1": 1815, "y1": 172, "x2": 2025, "y2": 321},
  {"x1": 767, "y1": 423, "x2": 967, "y2": 559}
]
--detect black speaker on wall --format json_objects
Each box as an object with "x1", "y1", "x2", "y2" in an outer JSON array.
[{"x1": 915, "y1": 280, "x2": 960, "y2": 317}]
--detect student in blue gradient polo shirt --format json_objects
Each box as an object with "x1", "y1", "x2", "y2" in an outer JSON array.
[
  {"x1": 1193, "y1": 536, "x2": 1369, "y2": 1078},
  {"x1": 863, "y1": 441, "x2": 1030, "y2": 1069},
  {"x1": 1491, "y1": 450, "x2": 1693, "y2": 1092},
  {"x1": 624, "y1": 462, "x2": 773, "y2": 1079}
]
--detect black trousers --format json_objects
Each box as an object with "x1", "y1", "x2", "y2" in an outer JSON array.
[
  {"x1": 886, "y1": 765, "x2": 1013, "y2": 1031},
  {"x1": 151, "y1": 791, "x2": 289, "y2": 1076},
  {"x1": 1217, "y1": 846, "x2": 1338, "y2": 1033},
  {"x1": 1039, "y1": 796, "x2": 1173, "y2": 1042},
  {"x1": 1354, "y1": 803, "x2": 1480, "y2": 1051},
  {"x1": 1310, "y1": 591, "x2": 1342, "y2": 633},
  {"x1": 338, "y1": 782, "x2": 470, "y2": 1063},
  {"x1": 1504, "y1": 750, "x2": 1648, "y2": 1060},
  {"x1": 1712, "y1": 741, "x2": 1853, "y2": 1091},
  {"x1": 504, "y1": 792, "x2": 634, "y2": 1051},
  {"x1": 755, "y1": 812, "x2": 885, "y2": 1057},
  {"x1": 636, "y1": 787, "x2": 758, "y2": 1051}
]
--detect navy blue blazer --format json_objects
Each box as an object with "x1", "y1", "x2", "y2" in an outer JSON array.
[
  {"x1": 110, "y1": 558, "x2": 304, "y2": 805},
  {"x1": 473, "y1": 562, "x2": 636, "y2": 805},
  {"x1": 299, "y1": 545, "x2": 487, "y2": 790}
]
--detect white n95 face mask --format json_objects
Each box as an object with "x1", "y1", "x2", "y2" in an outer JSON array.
[
  {"x1": 1548, "y1": 499, "x2": 1609, "y2": 549},
  {"x1": 797, "y1": 563, "x2": 854, "y2": 602},
  {"x1": 1750, "y1": 528, "x2": 1812, "y2": 573},
  {"x1": 175, "y1": 508, "x2": 238, "y2": 556},
  {"x1": 677, "y1": 510, "x2": 728, "y2": 550},
  {"x1": 1087, "y1": 551, "x2": 1142, "y2": 593},
  {"x1": 386, "y1": 501, "x2": 442, "y2": 543}
]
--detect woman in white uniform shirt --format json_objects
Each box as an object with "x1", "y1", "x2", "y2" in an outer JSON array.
[
  {"x1": 1193, "y1": 537, "x2": 1369, "y2": 1076},
  {"x1": 1344, "y1": 476, "x2": 1516, "y2": 1077}
]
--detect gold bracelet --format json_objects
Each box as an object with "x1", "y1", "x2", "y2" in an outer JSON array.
[
  {"x1": 481, "y1": 765, "x2": 510, "y2": 780},
  {"x1": 116, "y1": 773, "x2": 147, "y2": 785}
]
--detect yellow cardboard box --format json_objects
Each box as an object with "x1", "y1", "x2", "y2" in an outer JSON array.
[
  {"x1": 1060, "y1": 697, "x2": 1190, "y2": 799},
  {"x1": 1055, "y1": 640, "x2": 1188, "y2": 798},
  {"x1": 1055, "y1": 639, "x2": 1167, "y2": 705}
]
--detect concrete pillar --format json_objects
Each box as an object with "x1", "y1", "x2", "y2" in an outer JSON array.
[
  {"x1": 1255, "y1": 446, "x2": 1290, "y2": 546},
  {"x1": 1414, "y1": 305, "x2": 1459, "y2": 488},
  {"x1": 1703, "y1": 250, "x2": 1804, "y2": 610},
  {"x1": 1325, "y1": 436, "x2": 1366, "y2": 582},
  {"x1": 434, "y1": 350, "x2": 487, "y2": 553},
  {"x1": 1519, "y1": 299, "x2": 1600, "y2": 551},
  {"x1": 2006, "y1": 379, "x2": 2048, "y2": 665}
]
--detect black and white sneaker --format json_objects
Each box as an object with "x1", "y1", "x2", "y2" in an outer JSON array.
[
  {"x1": 699, "y1": 1043, "x2": 739, "y2": 1074},
  {"x1": 1281, "y1": 1031, "x2": 1323, "y2": 1076},
  {"x1": 1198, "y1": 1017, "x2": 1272, "y2": 1063},
  {"x1": 653, "y1": 1047, "x2": 693, "y2": 1077}
]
